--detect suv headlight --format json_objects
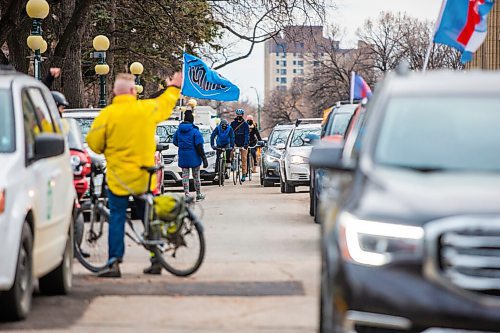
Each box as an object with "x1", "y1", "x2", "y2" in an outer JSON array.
[
  {"x1": 266, "y1": 154, "x2": 280, "y2": 163},
  {"x1": 290, "y1": 155, "x2": 308, "y2": 164},
  {"x1": 339, "y1": 212, "x2": 424, "y2": 266}
]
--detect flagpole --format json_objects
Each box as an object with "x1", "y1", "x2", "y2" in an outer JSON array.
[
  {"x1": 350, "y1": 71, "x2": 355, "y2": 104},
  {"x1": 424, "y1": 0, "x2": 448, "y2": 72}
]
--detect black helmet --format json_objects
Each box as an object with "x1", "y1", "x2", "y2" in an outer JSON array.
[{"x1": 51, "y1": 91, "x2": 69, "y2": 108}]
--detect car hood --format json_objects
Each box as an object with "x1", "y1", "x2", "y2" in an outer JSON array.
[
  {"x1": 355, "y1": 167, "x2": 500, "y2": 225},
  {"x1": 285, "y1": 146, "x2": 313, "y2": 158}
]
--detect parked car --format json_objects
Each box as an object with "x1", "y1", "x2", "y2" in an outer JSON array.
[
  {"x1": 310, "y1": 104, "x2": 358, "y2": 223},
  {"x1": 260, "y1": 124, "x2": 294, "y2": 187},
  {"x1": 0, "y1": 68, "x2": 76, "y2": 320},
  {"x1": 157, "y1": 121, "x2": 216, "y2": 187},
  {"x1": 279, "y1": 119, "x2": 322, "y2": 193},
  {"x1": 311, "y1": 69, "x2": 500, "y2": 333}
]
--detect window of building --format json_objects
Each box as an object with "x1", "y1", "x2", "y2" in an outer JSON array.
[
  {"x1": 281, "y1": 69, "x2": 287, "y2": 75},
  {"x1": 297, "y1": 60, "x2": 304, "y2": 67},
  {"x1": 293, "y1": 60, "x2": 297, "y2": 65},
  {"x1": 282, "y1": 52, "x2": 287, "y2": 58},
  {"x1": 300, "y1": 43, "x2": 304, "y2": 48},
  {"x1": 275, "y1": 60, "x2": 279, "y2": 65},
  {"x1": 276, "y1": 77, "x2": 280, "y2": 82},
  {"x1": 293, "y1": 69, "x2": 296, "y2": 74},
  {"x1": 293, "y1": 52, "x2": 297, "y2": 57},
  {"x1": 313, "y1": 61, "x2": 320, "y2": 67},
  {"x1": 280, "y1": 77, "x2": 287, "y2": 84},
  {"x1": 276, "y1": 52, "x2": 279, "y2": 56},
  {"x1": 276, "y1": 69, "x2": 280, "y2": 74},
  {"x1": 298, "y1": 69, "x2": 304, "y2": 75},
  {"x1": 281, "y1": 60, "x2": 287, "y2": 66}
]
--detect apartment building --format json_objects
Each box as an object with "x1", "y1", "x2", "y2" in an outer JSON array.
[{"x1": 264, "y1": 26, "x2": 334, "y2": 99}]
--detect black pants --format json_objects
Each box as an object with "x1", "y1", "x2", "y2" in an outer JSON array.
[{"x1": 249, "y1": 147, "x2": 258, "y2": 166}]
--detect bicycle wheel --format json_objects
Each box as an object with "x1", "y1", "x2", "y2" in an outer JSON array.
[
  {"x1": 218, "y1": 156, "x2": 224, "y2": 187},
  {"x1": 238, "y1": 155, "x2": 242, "y2": 184},
  {"x1": 248, "y1": 151, "x2": 253, "y2": 181},
  {"x1": 74, "y1": 201, "x2": 110, "y2": 273},
  {"x1": 221, "y1": 159, "x2": 226, "y2": 187},
  {"x1": 153, "y1": 213, "x2": 205, "y2": 277},
  {"x1": 232, "y1": 155, "x2": 237, "y2": 185}
]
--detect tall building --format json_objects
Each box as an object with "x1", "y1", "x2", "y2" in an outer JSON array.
[
  {"x1": 264, "y1": 26, "x2": 334, "y2": 100},
  {"x1": 467, "y1": 4, "x2": 500, "y2": 69}
]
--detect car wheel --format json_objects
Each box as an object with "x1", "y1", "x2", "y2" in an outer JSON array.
[
  {"x1": 0, "y1": 223, "x2": 33, "y2": 321},
  {"x1": 280, "y1": 177, "x2": 285, "y2": 193},
  {"x1": 314, "y1": 192, "x2": 320, "y2": 224},
  {"x1": 320, "y1": 259, "x2": 335, "y2": 333},
  {"x1": 263, "y1": 179, "x2": 274, "y2": 187},
  {"x1": 39, "y1": 221, "x2": 73, "y2": 295},
  {"x1": 260, "y1": 167, "x2": 264, "y2": 186},
  {"x1": 309, "y1": 185, "x2": 315, "y2": 217}
]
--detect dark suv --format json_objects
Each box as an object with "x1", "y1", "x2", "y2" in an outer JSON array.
[{"x1": 311, "y1": 70, "x2": 500, "y2": 333}]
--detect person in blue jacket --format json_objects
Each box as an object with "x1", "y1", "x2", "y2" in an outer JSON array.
[
  {"x1": 230, "y1": 108, "x2": 250, "y2": 182},
  {"x1": 211, "y1": 119, "x2": 235, "y2": 177},
  {"x1": 173, "y1": 110, "x2": 208, "y2": 201}
]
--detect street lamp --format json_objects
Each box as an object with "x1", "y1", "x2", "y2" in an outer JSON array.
[
  {"x1": 92, "y1": 35, "x2": 110, "y2": 108},
  {"x1": 26, "y1": 0, "x2": 50, "y2": 80},
  {"x1": 130, "y1": 62, "x2": 144, "y2": 97},
  {"x1": 250, "y1": 86, "x2": 262, "y2": 130}
]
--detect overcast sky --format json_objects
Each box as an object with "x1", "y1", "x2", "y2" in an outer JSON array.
[{"x1": 217, "y1": 0, "x2": 443, "y2": 105}]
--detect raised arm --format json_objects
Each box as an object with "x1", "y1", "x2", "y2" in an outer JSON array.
[{"x1": 139, "y1": 72, "x2": 183, "y2": 123}]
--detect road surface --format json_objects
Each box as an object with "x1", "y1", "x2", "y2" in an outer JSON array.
[{"x1": 1, "y1": 181, "x2": 320, "y2": 333}]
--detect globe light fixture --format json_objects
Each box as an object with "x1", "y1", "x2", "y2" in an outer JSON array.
[
  {"x1": 26, "y1": 0, "x2": 50, "y2": 19},
  {"x1": 92, "y1": 35, "x2": 111, "y2": 107},
  {"x1": 26, "y1": 0, "x2": 50, "y2": 80},
  {"x1": 130, "y1": 62, "x2": 144, "y2": 75},
  {"x1": 93, "y1": 35, "x2": 110, "y2": 52}
]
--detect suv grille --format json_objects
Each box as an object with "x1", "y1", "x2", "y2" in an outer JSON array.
[{"x1": 439, "y1": 227, "x2": 500, "y2": 296}]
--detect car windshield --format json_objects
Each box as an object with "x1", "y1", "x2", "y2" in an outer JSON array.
[
  {"x1": 156, "y1": 124, "x2": 178, "y2": 143},
  {"x1": 290, "y1": 128, "x2": 321, "y2": 147},
  {"x1": 0, "y1": 89, "x2": 14, "y2": 153},
  {"x1": 73, "y1": 117, "x2": 95, "y2": 139},
  {"x1": 200, "y1": 128, "x2": 212, "y2": 143},
  {"x1": 375, "y1": 97, "x2": 500, "y2": 172},
  {"x1": 66, "y1": 119, "x2": 85, "y2": 150},
  {"x1": 326, "y1": 113, "x2": 353, "y2": 136},
  {"x1": 270, "y1": 129, "x2": 292, "y2": 146}
]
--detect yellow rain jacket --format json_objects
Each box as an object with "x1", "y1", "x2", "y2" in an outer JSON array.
[{"x1": 86, "y1": 87, "x2": 180, "y2": 196}]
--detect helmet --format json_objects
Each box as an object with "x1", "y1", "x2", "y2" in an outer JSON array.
[
  {"x1": 246, "y1": 115, "x2": 254, "y2": 121},
  {"x1": 51, "y1": 91, "x2": 69, "y2": 108},
  {"x1": 235, "y1": 108, "x2": 245, "y2": 116},
  {"x1": 220, "y1": 119, "x2": 228, "y2": 126}
]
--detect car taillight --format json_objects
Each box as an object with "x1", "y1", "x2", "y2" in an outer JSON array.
[{"x1": 0, "y1": 190, "x2": 5, "y2": 214}]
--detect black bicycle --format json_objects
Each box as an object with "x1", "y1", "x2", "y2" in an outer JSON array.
[
  {"x1": 216, "y1": 148, "x2": 230, "y2": 187},
  {"x1": 74, "y1": 163, "x2": 205, "y2": 277}
]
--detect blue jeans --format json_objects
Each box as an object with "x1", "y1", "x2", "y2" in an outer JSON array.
[{"x1": 107, "y1": 190, "x2": 144, "y2": 263}]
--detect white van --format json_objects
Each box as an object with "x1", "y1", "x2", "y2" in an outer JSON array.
[{"x1": 0, "y1": 69, "x2": 76, "y2": 320}]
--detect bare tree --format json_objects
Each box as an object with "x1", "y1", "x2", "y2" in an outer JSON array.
[{"x1": 262, "y1": 80, "x2": 306, "y2": 131}]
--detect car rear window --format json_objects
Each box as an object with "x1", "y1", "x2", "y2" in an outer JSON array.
[
  {"x1": 156, "y1": 124, "x2": 178, "y2": 143},
  {"x1": 269, "y1": 129, "x2": 292, "y2": 146},
  {"x1": 0, "y1": 89, "x2": 14, "y2": 153},
  {"x1": 326, "y1": 112, "x2": 353, "y2": 137}
]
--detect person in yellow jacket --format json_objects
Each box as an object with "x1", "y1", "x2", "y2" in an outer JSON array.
[{"x1": 86, "y1": 72, "x2": 182, "y2": 278}]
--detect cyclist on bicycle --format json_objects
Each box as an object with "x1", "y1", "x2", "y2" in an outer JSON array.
[
  {"x1": 86, "y1": 72, "x2": 182, "y2": 278},
  {"x1": 246, "y1": 115, "x2": 262, "y2": 173},
  {"x1": 211, "y1": 119, "x2": 234, "y2": 178},
  {"x1": 230, "y1": 108, "x2": 250, "y2": 182}
]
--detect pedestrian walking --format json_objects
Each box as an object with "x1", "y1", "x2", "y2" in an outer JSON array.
[
  {"x1": 173, "y1": 109, "x2": 208, "y2": 201},
  {"x1": 247, "y1": 115, "x2": 261, "y2": 173}
]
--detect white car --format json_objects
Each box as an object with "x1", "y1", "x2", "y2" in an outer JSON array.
[
  {"x1": 156, "y1": 121, "x2": 216, "y2": 186},
  {"x1": 279, "y1": 121, "x2": 322, "y2": 193},
  {"x1": 0, "y1": 70, "x2": 76, "y2": 320}
]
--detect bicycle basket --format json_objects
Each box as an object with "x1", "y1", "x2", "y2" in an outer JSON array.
[{"x1": 153, "y1": 194, "x2": 182, "y2": 222}]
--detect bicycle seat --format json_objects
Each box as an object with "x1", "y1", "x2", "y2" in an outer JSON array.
[{"x1": 141, "y1": 165, "x2": 163, "y2": 174}]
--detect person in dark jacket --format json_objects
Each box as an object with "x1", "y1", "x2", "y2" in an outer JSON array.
[
  {"x1": 246, "y1": 115, "x2": 262, "y2": 173},
  {"x1": 230, "y1": 108, "x2": 250, "y2": 181},
  {"x1": 211, "y1": 119, "x2": 234, "y2": 175}
]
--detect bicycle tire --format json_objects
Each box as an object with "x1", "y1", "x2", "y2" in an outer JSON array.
[
  {"x1": 153, "y1": 216, "x2": 205, "y2": 277},
  {"x1": 248, "y1": 152, "x2": 253, "y2": 181},
  {"x1": 237, "y1": 155, "x2": 242, "y2": 185},
  {"x1": 218, "y1": 157, "x2": 224, "y2": 187},
  {"x1": 74, "y1": 202, "x2": 110, "y2": 273}
]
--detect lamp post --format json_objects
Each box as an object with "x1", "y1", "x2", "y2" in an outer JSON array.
[
  {"x1": 92, "y1": 35, "x2": 110, "y2": 108},
  {"x1": 26, "y1": 0, "x2": 50, "y2": 80},
  {"x1": 250, "y1": 86, "x2": 262, "y2": 130},
  {"x1": 130, "y1": 62, "x2": 144, "y2": 97}
]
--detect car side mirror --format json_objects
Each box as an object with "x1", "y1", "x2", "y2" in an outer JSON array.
[
  {"x1": 34, "y1": 133, "x2": 65, "y2": 160},
  {"x1": 156, "y1": 143, "x2": 169, "y2": 152},
  {"x1": 276, "y1": 143, "x2": 286, "y2": 150},
  {"x1": 309, "y1": 144, "x2": 354, "y2": 171}
]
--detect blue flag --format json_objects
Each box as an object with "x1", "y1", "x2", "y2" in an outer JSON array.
[{"x1": 182, "y1": 53, "x2": 240, "y2": 101}]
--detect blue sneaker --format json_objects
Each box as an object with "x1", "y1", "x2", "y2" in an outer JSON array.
[{"x1": 241, "y1": 175, "x2": 246, "y2": 182}]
